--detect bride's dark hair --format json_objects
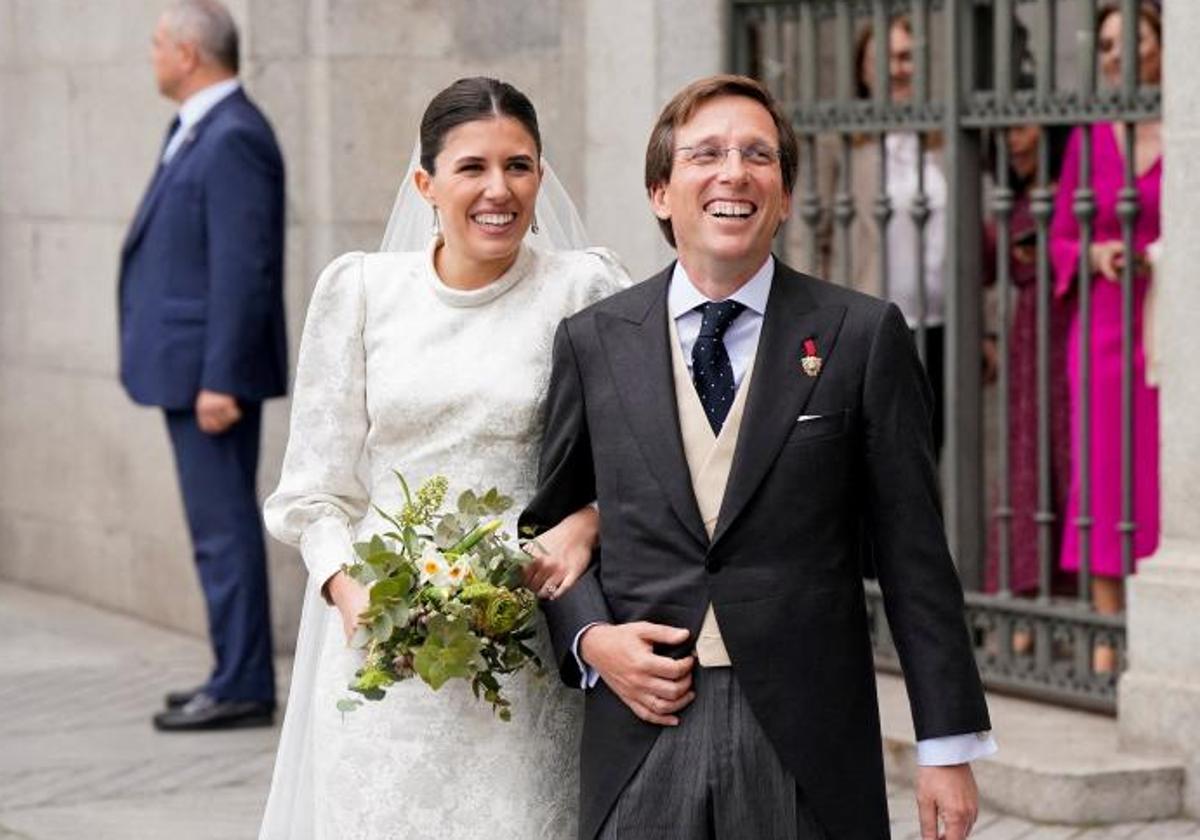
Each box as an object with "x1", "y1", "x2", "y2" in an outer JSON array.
[{"x1": 419, "y1": 77, "x2": 542, "y2": 175}]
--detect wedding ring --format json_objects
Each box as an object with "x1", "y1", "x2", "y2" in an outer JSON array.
[{"x1": 542, "y1": 583, "x2": 558, "y2": 597}]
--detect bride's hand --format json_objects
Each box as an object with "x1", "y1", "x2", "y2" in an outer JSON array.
[
  {"x1": 523, "y1": 505, "x2": 599, "y2": 600},
  {"x1": 325, "y1": 570, "x2": 370, "y2": 643}
]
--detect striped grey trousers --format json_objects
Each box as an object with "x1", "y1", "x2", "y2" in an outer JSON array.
[{"x1": 597, "y1": 667, "x2": 828, "y2": 840}]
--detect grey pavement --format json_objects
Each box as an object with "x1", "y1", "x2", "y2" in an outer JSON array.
[{"x1": 0, "y1": 582, "x2": 1196, "y2": 839}]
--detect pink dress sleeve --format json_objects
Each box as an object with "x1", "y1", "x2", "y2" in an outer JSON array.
[{"x1": 1050, "y1": 126, "x2": 1084, "y2": 298}]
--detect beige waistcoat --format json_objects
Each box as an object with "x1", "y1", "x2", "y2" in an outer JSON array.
[{"x1": 667, "y1": 317, "x2": 755, "y2": 667}]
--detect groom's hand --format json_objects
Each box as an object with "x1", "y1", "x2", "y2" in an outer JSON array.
[
  {"x1": 579, "y1": 622, "x2": 695, "y2": 726},
  {"x1": 916, "y1": 763, "x2": 979, "y2": 840}
]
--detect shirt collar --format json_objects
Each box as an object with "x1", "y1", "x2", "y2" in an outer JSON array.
[
  {"x1": 177, "y1": 78, "x2": 241, "y2": 130},
  {"x1": 668, "y1": 254, "x2": 774, "y2": 320}
]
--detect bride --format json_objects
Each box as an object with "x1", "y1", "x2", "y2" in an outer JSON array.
[{"x1": 259, "y1": 77, "x2": 629, "y2": 839}]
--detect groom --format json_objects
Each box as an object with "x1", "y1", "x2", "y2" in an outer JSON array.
[{"x1": 521, "y1": 75, "x2": 994, "y2": 839}]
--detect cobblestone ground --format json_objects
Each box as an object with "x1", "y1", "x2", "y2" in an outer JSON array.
[{"x1": 0, "y1": 582, "x2": 1196, "y2": 839}]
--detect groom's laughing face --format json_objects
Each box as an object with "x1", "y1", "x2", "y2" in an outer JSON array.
[{"x1": 650, "y1": 95, "x2": 791, "y2": 271}]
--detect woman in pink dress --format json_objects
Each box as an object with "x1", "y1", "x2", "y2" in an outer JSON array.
[{"x1": 1049, "y1": 1, "x2": 1162, "y2": 670}]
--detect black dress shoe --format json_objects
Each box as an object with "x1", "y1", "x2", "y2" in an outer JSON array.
[
  {"x1": 164, "y1": 685, "x2": 205, "y2": 709},
  {"x1": 153, "y1": 692, "x2": 275, "y2": 732}
]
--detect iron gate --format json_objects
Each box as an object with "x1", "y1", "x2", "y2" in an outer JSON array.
[{"x1": 729, "y1": 0, "x2": 1162, "y2": 713}]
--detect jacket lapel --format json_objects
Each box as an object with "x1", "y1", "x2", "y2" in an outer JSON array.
[
  {"x1": 711, "y1": 263, "x2": 847, "y2": 546},
  {"x1": 122, "y1": 89, "x2": 245, "y2": 257},
  {"x1": 596, "y1": 269, "x2": 709, "y2": 548}
]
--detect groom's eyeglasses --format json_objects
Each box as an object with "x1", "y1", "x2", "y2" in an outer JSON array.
[{"x1": 675, "y1": 144, "x2": 781, "y2": 167}]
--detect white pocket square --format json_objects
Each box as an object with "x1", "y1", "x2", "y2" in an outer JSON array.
[{"x1": 797, "y1": 414, "x2": 823, "y2": 423}]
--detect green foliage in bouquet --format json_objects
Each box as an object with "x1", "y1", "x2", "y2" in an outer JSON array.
[{"x1": 336, "y1": 473, "x2": 542, "y2": 721}]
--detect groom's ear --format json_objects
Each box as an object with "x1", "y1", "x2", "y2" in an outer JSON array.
[{"x1": 649, "y1": 183, "x2": 672, "y2": 222}]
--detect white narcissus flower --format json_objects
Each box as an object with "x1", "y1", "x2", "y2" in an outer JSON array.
[
  {"x1": 419, "y1": 547, "x2": 451, "y2": 587},
  {"x1": 446, "y1": 559, "x2": 470, "y2": 589}
]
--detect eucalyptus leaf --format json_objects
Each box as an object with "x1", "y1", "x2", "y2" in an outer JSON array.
[
  {"x1": 372, "y1": 611, "x2": 395, "y2": 642},
  {"x1": 348, "y1": 563, "x2": 376, "y2": 585},
  {"x1": 370, "y1": 576, "x2": 409, "y2": 604},
  {"x1": 457, "y1": 489, "x2": 479, "y2": 515},
  {"x1": 413, "y1": 629, "x2": 481, "y2": 690},
  {"x1": 350, "y1": 625, "x2": 372, "y2": 649},
  {"x1": 389, "y1": 603, "x2": 411, "y2": 627}
]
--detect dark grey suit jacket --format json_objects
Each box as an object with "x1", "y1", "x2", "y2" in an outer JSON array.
[{"x1": 520, "y1": 258, "x2": 989, "y2": 839}]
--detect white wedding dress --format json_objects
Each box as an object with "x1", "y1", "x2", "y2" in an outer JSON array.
[{"x1": 260, "y1": 241, "x2": 628, "y2": 839}]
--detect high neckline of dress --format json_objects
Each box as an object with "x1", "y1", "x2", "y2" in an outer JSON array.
[{"x1": 422, "y1": 237, "x2": 534, "y2": 308}]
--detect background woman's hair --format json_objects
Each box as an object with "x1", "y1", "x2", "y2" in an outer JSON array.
[
  {"x1": 419, "y1": 77, "x2": 542, "y2": 175},
  {"x1": 1097, "y1": 0, "x2": 1162, "y2": 44}
]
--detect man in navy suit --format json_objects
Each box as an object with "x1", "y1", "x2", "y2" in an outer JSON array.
[{"x1": 119, "y1": 0, "x2": 286, "y2": 731}]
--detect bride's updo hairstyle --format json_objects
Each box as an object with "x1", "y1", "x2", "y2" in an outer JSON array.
[{"x1": 419, "y1": 77, "x2": 542, "y2": 175}]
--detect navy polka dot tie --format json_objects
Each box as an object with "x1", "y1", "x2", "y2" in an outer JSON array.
[{"x1": 691, "y1": 300, "x2": 746, "y2": 434}]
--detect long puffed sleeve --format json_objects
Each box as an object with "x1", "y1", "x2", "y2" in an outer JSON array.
[{"x1": 264, "y1": 252, "x2": 369, "y2": 589}]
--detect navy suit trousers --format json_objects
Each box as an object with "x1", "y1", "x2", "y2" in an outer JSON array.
[{"x1": 165, "y1": 403, "x2": 275, "y2": 704}]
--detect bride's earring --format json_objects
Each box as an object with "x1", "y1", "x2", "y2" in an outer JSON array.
[
  {"x1": 531, "y1": 212, "x2": 540, "y2": 235},
  {"x1": 431, "y1": 206, "x2": 440, "y2": 236}
]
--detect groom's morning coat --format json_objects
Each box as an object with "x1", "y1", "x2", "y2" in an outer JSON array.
[{"x1": 520, "y1": 259, "x2": 990, "y2": 839}]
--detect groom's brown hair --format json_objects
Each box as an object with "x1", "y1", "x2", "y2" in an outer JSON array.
[{"x1": 645, "y1": 74, "x2": 799, "y2": 247}]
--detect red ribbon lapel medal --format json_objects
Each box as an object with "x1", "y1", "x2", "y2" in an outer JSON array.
[{"x1": 800, "y1": 337, "x2": 822, "y2": 378}]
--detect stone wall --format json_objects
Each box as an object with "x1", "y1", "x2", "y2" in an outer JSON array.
[{"x1": 0, "y1": 0, "x2": 722, "y2": 649}]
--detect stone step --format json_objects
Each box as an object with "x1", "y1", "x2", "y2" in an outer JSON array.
[{"x1": 877, "y1": 673, "x2": 1187, "y2": 825}]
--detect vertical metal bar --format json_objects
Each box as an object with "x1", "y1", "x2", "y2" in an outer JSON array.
[
  {"x1": 993, "y1": 134, "x2": 1014, "y2": 596},
  {"x1": 730, "y1": 3, "x2": 748, "y2": 80},
  {"x1": 993, "y1": 0, "x2": 1014, "y2": 98},
  {"x1": 800, "y1": 0, "x2": 818, "y2": 104},
  {"x1": 1074, "y1": 0, "x2": 1098, "y2": 606},
  {"x1": 911, "y1": 0, "x2": 931, "y2": 365},
  {"x1": 1117, "y1": 0, "x2": 1139, "y2": 580},
  {"x1": 774, "y1": 4, "x2": 788, "y2": 100},
  {"x1": 769, "y1": 6, "x2": 790, "y2": 264},
  {"x1": 944, "y1": 0, "x2": 986, "y2": 590},
  {"x1": 1117, "y1": 132, "x2": 1138, "y2": 579},
  {"x1": 1033, "y1": 0, "x2": 1058, "y2": 603},
  {"x1": 1033, "y1": 131, "x2": 1056, "y2": 602},
  {"x1": 834, "y1": 0, "x2": 856, "y2": 289},
  {"x1": 835, "y1": 0, "x2": 854, "y2": 102},
  {"x1": 1037, "y1": 0, "x2": 1058, "y2": 97},
  {"x1": 913, "y1": 133, "x2": 929, "y2": 365},
  {"x1": 912, "y1": 0, "x2": 930, "y2": 105},
  {"x1": 989, "y1": 0, "x2": 1016, "y2": 598},
  {"x1": 1080, "y1": 0, "x2": 1098, "y2": 98},
  {"x1": 1121, "y1": 0, "x2": 1139, "y2": 96},
  {"x1": 799, "y1": 0, "x2": 822, "y2": 274},
  {"x1": 873, "y1": 0, "x2": 892, "y2": 303}
]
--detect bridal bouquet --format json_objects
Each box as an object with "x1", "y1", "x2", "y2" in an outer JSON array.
[{"x1": 337, "y1": 473, "x2": 542, "y2": 721}]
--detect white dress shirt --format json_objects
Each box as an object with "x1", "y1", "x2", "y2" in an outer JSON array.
[
  {"x1": 670, "y1": 255, "x2": 774, "y2": 387},
  {"x1": 572, "y1": 255, "x2": 997, "y2": 766},
  {"x1": 162, "y1": 78, "x2": 241, "y2": 164}
]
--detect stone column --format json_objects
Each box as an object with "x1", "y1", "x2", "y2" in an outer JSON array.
[
  {"x1": 583, "y1": 0, "x2": 725, "y2": 279},
  {"x1": 1117, "y1": 0, "x2": 1200, "y2": 818}
]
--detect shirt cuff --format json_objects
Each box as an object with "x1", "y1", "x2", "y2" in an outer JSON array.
[
  {"x1": 916, "y1": 732, "x2": 998, "y2": 766},
  {"x1": 571, "y1": 622, "x2": 605, "y2": 689}
]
